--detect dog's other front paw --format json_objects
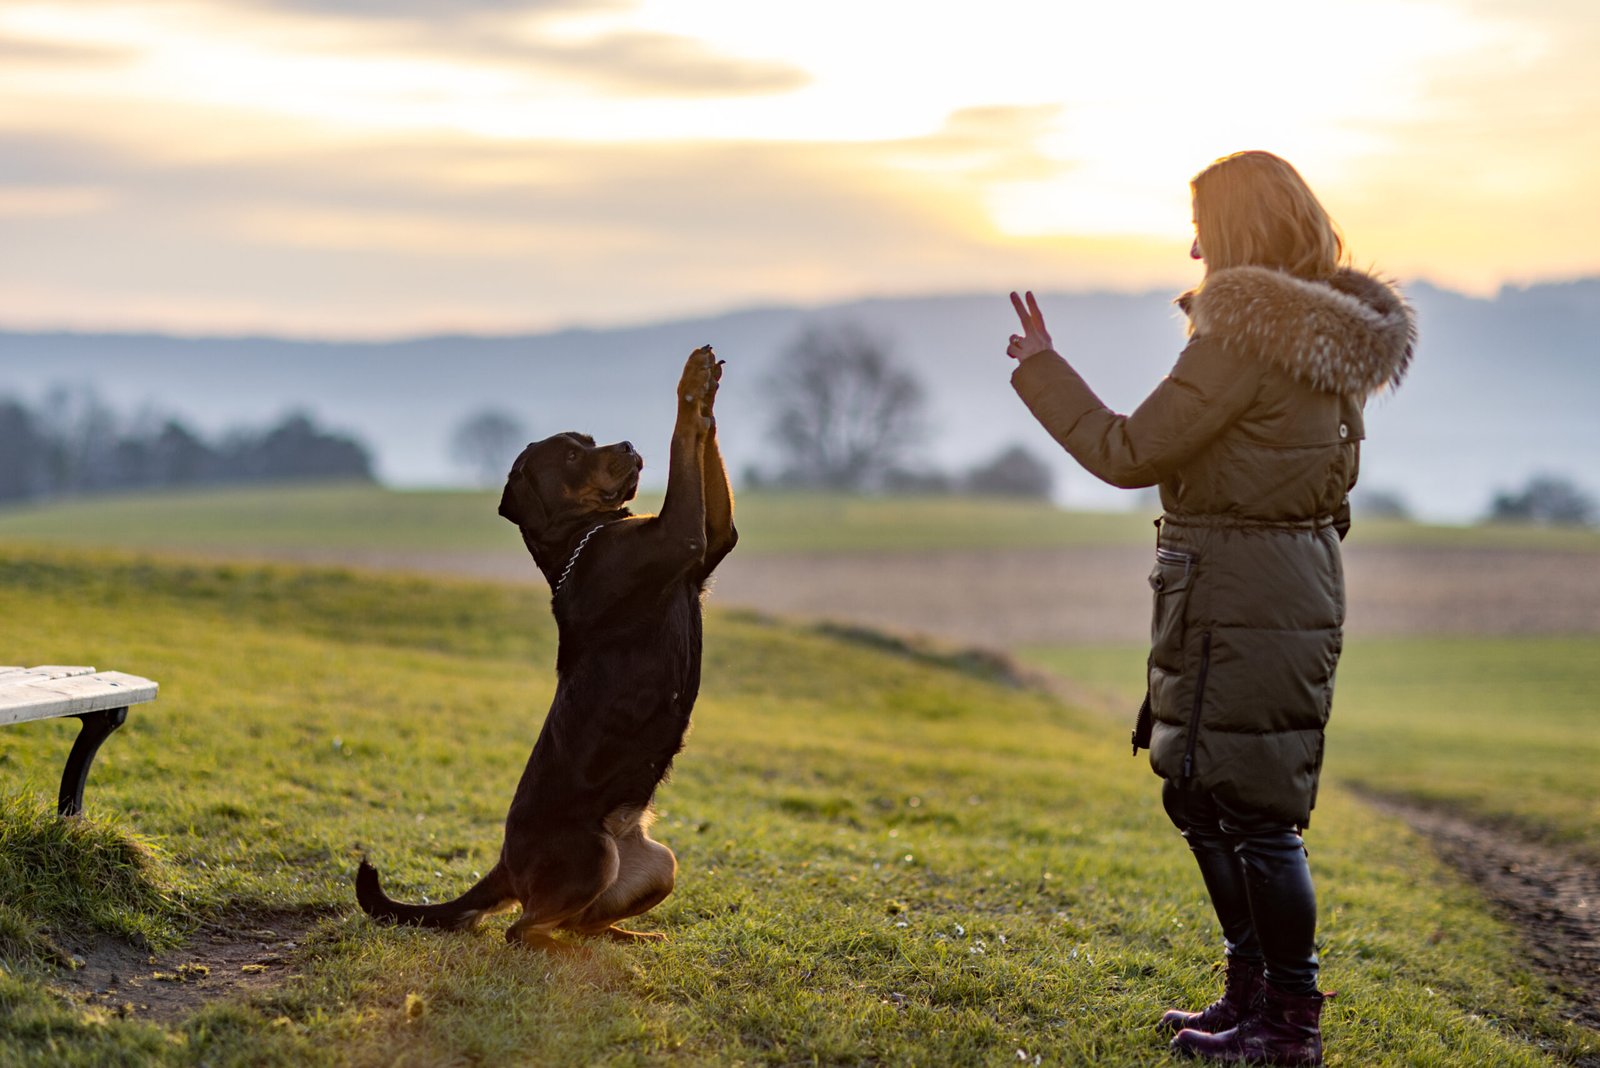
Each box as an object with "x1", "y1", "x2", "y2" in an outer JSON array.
[{"x1": 703, "y1": 352, "x2": 724, "y2": 420}]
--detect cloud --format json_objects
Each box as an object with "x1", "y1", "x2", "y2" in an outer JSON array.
[
  {"x1": 886, "y1": 105, "x2": 1076, "y2": 183},
  {"x1": 214, "y1": 0, "x2": 807, "y2": 98},
  {"x1": 493, "y1": 30, "x2": 808, "y2": 96},
  {"x1": 0, "y1": 35, "x2": 131, "y2": 65},
  {"x1": 245, "y1": 0, "x2": 615, "y2": 17}
]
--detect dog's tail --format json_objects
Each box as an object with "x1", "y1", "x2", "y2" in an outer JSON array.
[{"x1": 356, "y1": 857, "x2": 515, "y2": 930}]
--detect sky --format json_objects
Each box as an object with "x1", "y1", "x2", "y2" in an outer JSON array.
[{"x1": 2, "y1": 0, "x2": 1596, "y2": 338}]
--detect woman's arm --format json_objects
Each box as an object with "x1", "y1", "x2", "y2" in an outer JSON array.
[{"x1": 1006, "y1": 292, "x2": 1259, "y2": 488}]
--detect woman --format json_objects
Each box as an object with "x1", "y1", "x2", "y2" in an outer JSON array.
[{"x1": 1006, "y1": 151, "x2": 1414, "y2": 1066}]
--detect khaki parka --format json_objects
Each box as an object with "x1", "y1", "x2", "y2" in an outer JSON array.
[{"x1": 1012, "y1": 266, "x2": 1415, "y2": 826}]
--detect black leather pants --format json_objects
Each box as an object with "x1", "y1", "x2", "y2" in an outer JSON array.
[{"x1": 1162, "y1": 779, "x2": 1320, "y2": 995}]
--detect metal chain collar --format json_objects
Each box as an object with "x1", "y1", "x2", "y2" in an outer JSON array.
[{"x1": 554, "y1": 523, "x2": 608, "y2": 596}]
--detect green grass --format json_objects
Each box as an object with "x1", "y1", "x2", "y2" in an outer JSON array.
[
  {"x1": 0, "y1": 483, "x2": 515, "y2": 554},
  {"x1": 0, "y1": 548, "x2": 1592, "y2": 1065},
  {"x1": 1344, "y1": 516, "x2": 1600, "y2": 551},
  {"x1": 2, "y1": 483, "x2": 1595, "y2": 556},
  {"x1": 0, "y1": 792, "x2": 181, "y2": 964},
  {"x1": 1019, "y1": 636, "x2": 1600, "y2": 863}
]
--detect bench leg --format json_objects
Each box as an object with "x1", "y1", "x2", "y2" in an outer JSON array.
[{"x1": 57, "y1": 707, "x2": 128, "y2": 817}]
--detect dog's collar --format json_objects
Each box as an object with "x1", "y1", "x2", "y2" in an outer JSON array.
[{"x1": 554, "y1": 522, "x2": 609, "y2": 596}]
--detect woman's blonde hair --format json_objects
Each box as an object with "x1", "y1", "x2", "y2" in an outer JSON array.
[{"x1": 1191, "y1": 151, "x2": 1344, "y2": 279}]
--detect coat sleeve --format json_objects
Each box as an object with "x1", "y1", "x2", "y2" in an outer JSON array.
[{"x1": 1010, "y1": 336, "x2": 1261, "y2": 489}]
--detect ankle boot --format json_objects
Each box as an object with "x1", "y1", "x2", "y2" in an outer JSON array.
[
  {"x1": 1160, "y1": 956, "x2": 1265, "y2": 1033},
  {"x1": 1170, "y1": 984, "x2": 1327, "y2": 1065}
]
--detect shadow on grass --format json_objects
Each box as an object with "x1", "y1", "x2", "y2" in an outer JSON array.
[{"x1": 723, "y1": 607, "x2": 1035, "y2": 690}]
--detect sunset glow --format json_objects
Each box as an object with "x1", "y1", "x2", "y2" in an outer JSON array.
[{"x1": 0, "y1": 0, "x2": 1592, "y2": 335}]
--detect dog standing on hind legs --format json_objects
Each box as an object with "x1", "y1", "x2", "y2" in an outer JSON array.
[{"x1": 356, "y1": 346, "x2": 737, "y2": 952}]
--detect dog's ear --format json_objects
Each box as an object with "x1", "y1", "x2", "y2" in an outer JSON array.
[{"x1": 499, "y1": 469, "x2": 549, "y2": 530}]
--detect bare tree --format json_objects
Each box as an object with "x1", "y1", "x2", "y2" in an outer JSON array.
[
  {"x1": 765, "y1": 323, "x2": 926, "y2": 491},
  {"x1": 450, "y1": 409, "x2": 528, "y2": 487}
]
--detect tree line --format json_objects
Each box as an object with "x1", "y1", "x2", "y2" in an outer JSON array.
[
  {"x1": 10, "y1": 338, "x2": 1592, "y2": 526},
  {"x1": 0, "y1": 388, "x2": 374, "y2": 504}
]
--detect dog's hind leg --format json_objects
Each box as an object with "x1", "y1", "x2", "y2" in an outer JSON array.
[
  {"x1": 502, "y1": 831, "x2": 619, "y2": 953},
  {"x1": 506, "y1": 913, "x2": 590, "y2": 955},
  {"x1": 562, "y1": 828, "x2": 677, "y2": 942}
]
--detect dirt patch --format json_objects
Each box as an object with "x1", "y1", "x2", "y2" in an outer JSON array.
[
  {"x1": 49, "y1": 909, "x2": 326, "y2": 1023},
  {"x1": 1357, "y1": 791, "x2": 1600, "y2": 1031}
]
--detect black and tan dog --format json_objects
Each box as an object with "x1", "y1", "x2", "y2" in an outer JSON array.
[{"x1": 356, "y1": 346, "x2": 736, "y2": 951}]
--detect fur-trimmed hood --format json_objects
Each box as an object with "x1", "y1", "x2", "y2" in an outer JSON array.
[{"x1": 1179, "y1": 266, "x2": 1416, "y2": 396}]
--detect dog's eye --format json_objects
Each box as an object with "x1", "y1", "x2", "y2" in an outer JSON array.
[{"x1": 566, "y1": 450, "x2": 578, "y2": 463}]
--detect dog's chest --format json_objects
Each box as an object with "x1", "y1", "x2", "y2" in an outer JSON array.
[{"x1": 554, "y1": 580, "x2": 704, "y2": 721}]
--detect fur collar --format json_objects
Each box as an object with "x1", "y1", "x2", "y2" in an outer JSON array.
[{"x1": 1180, "y1": 266, "x2": 1416, "y2": 396}]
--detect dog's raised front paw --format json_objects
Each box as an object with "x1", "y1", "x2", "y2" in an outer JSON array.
[{"x1": 678, "y1": 345, "x2": 720, "y2": 423}]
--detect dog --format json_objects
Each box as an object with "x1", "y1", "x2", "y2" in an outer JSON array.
[{"x1": 356, "y1": 345, "x2": 736, "y2": 951}]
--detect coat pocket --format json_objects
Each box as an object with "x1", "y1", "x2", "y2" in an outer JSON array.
[{"x1": 1148, "y1": 548, "x2": 1196, "y2": 673}]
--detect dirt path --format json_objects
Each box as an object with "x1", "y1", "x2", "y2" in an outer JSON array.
[
  {"x1": 711, "y1": 543, "x2": 1600, "y2": 644},
  {"x1": 263, "y1": 542, "x2": 1600, "y2": 645},
  {"x1": 1355, "y1": 792, "x2": 1600, "y2": 1032}
]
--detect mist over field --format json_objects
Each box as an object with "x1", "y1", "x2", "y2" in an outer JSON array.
[{"x1": 3, "y1": 277, "x2": 1595, "y2": 523}]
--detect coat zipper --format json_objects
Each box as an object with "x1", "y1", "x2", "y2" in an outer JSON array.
[
  {"x1": 1155, "y1": 547, "x2": 1195, "y2": 569},
  {"x1": 1181, "y1": 630, "x2": 1213, "y2": 781}
]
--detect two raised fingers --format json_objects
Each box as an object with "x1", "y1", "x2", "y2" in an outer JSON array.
[{"x1": 1010, "y1": 290, "x2": 1048, "y2": 339}]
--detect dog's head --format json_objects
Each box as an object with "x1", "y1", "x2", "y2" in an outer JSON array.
[{"x1": 498, "y1": 432, "x2": 643, "y2": 538}]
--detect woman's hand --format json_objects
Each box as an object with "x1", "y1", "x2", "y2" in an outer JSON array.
[{"x1": 1006, "y1": 290, "x2": 1053, "y2": 362}]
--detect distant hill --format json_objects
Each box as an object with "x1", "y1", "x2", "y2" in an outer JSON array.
[{"x1": 2, "y1": 278, "x2": 1595, "y2": 522}]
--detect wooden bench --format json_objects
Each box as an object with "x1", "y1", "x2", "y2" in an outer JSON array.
[{"x1": 0, "y1": 666, "x2": 158, "y2": 816}]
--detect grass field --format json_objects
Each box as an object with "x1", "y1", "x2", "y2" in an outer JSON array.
[
  {"x1": 1018, "y1": 638, "x2": 1600, "y2": 865},
  {"x1": 0, "y1": 485, "x2": 1153, "y2": 555},
  {"x1": 3, "y1": 483, "x2": 1598, "y2": 556},
  {"x1": 0, "y1": 547, "x2": 1594, "y2": 1065}
]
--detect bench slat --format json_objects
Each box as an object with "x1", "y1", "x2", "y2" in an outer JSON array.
[
  {"x1": 1, "y1": 665, "x2": 99, "y2": 681},
  {"x1": 0, "y1": 670, "x2": 159, "y2": 726}
]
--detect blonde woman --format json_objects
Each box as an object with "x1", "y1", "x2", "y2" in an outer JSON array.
[{"x1": 1006, "y1": 151, "x2": 1414, "y2": 1066}]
